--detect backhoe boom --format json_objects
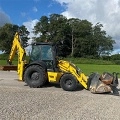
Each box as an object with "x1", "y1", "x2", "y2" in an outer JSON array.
[{"x1": 8, "y1": 32, "x2": 26, "y2": 80}]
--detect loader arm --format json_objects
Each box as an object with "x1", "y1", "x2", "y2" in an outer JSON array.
[
  {"x1": 58, "y1": 60, "x2": 88, "y2": 89},
  {"x1": 58, "y1": 60, "x2": 117, "y2": 93},
  {"x1": 8, "y1": 32, "x2": 26, "y2": 80}
]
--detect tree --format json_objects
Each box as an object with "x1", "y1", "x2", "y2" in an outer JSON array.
[
  {"x1": 0, "y1": 23, "x2": 29, "y2": 53},
  {"x1": 67, "y1": 18, "x2": 80, "y2": 57},
  {"x1": 33, "y1": 14, "x2": 115, "y2": 58},
  {"x1": 92, "y1": 23, "x2": 115, "y2": 56},
  {"x1": 34, "y1": 14, "x2": 71, "y2": 57},
  {"x1": 19, "y1": 25, "x2": 30, "y2": 48},
  {"x1": 34, "y1": 16, "x2": 49, "y2": 42},
  {"x1": 68, "y1": 19, "x2": 93, "y2": 57}
]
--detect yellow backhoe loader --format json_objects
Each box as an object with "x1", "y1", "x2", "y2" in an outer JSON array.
[{"x1": 5, "y1": 32, "x2": 119, "y2": 95}]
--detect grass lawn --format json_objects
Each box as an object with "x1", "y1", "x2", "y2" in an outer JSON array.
[
  {"x1": 76, "y1": 64, "x2": 120, "y2": 76},
  {"x1": 0, "y1": 60, "x2": 17, "y2": 66},
  {"x1": 1, "y1": 60, "x2": 120, "y2": 77}
]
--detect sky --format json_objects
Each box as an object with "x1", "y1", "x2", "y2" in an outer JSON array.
[{"x1": 0, "y1": 0, "x2": 120, "y2": 54}]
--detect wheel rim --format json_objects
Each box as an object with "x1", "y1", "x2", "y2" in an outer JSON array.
[
  {"x1": 65, "y1": 79, "x2": 73, "y2": 87},
  {"x1": 31, "y1": 72, "x2": 39, "y2": 81}
]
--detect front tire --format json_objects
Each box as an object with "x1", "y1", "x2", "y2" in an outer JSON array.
[
  {"x1": 60, "y1": 74, "x2": 77, "y2": 91},
  {"x1": 24, "y1": 65, "x2": 47, "y2": 88}
]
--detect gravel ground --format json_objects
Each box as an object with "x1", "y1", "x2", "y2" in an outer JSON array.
[{"x1": 0, "y1": 71, "x2": 120, "y2": 120}]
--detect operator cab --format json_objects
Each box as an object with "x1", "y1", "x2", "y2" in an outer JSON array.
[{"x1": 30, "y1": 42, "x2": 57, "y2": 71}]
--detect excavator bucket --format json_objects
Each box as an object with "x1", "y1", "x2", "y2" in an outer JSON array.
[{"x1": 87, "y1": 72, "x2": 119, "y2": 95}]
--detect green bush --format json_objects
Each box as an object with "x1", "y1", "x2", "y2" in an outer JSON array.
[
  {"x1": 0, "y1": 54, "x2": 116, "y2": 65},
  {"x1": 0, "y1": 54, "x2": 9, "y2": 60},
  {"x1": 0, "y1": 54, "x2": 18, "y2": 61},
  {"x1": 113, "y1": 60, "x2": 120, "y2": 65},
  {"x1": 63, "y1": 57, "x2": 115, "y2": 65},
  {"x1": 0, "y1": 54, "x2": 30, "y2": 61},
  {"x1": 111, "y1": 54, "x2": 120, "y2": 60}
]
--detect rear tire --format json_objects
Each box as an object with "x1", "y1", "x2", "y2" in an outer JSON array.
[
  {"x1": 60, "y1": 74, "x2": 77, "y2": 91},
  {"x1": 24, "y1": 65, "x2": 47, "y2": 88}
]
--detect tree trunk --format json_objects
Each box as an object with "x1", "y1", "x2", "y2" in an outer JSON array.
[{"x1": 71, "y1": 30, "x2": 74, "y2": 57}]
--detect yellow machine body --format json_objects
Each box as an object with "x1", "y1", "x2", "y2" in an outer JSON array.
[
  {"x1": 8, "y1": 32, "x2": 89, "y2": 89},
  {"x1": 7, "y1": 32, "x2": 116, "y2": 94},
  {"x1": 8, "y1": 32, "x2": 26, "y2": 80},
  {"x1": 47, "y1": 60, "x2": 88, "y2": 89},
  {"x1": 57, "y1": 60, "x2": 88, "y2": 89}
]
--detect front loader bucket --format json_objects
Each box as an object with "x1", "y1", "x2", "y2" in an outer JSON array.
[{"x1": 88, "y1": 73, "x2": 112, "y2": 93}]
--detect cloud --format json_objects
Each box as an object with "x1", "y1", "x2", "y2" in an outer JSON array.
[
  {"x1": 23, "y1": 19, "x2": 39, "y2": 43},
  {"x1": 23, "y1": 19, "x2": 39, "y2": 53},
  {"x1": 54, "y1": 0, "x2": 120, "y2": 50},
  {"x1": 33, "y1": 6, "x2": 38, "y2": 12},
  {"x1": 0, "y1": 10, "x2": 11, "y2": 26},
  {"x1": 21, "y1": 12, "x2": 26, "y2": 17}
]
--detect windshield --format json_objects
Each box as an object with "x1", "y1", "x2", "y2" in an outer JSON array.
[
  {"x1": 30, "y1": 44, "x2": 53, "y2": 62},
  {"x1": 41, "y1": 45, "x2": 53, "y2": 60}
]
